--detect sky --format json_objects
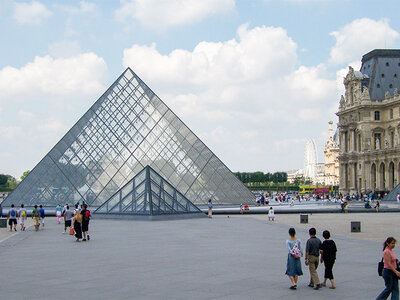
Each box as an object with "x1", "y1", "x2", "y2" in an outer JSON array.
[{"x1": 1, "y1": 0, "x2": 400, "y2": 179}]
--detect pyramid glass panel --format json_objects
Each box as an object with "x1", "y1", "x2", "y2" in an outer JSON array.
[
  {"x1": 2, "y1": 68, "x2": 254, "y2": 208},
  {"x1": 94, "y1": 165, "x2": 203, "y2": 218}
]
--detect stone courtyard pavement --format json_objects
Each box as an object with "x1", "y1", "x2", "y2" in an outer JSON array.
[{"x1": 0, "y1": 213, "x2": 396, "y2": 299}]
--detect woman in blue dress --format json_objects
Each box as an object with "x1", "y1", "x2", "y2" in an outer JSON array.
[{"x1": 285, "y1": 227, "x2": 303, "y2": 290}]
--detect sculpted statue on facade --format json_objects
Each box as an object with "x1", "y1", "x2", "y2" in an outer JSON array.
[
  {"x1": 361, "y1": 86, "x2": 370, "y2": 100},
  {"x1": 376, "y1": 138, "x2": 380, "y2": 150},
  {"x1": 339, "y1": 95, "x2": 345, "y2": 109}
]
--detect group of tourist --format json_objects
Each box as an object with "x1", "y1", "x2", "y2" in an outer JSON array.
[
  {"x1": 60, "y1": 202, "x2": 92, "y2": 242},
  {"x1": 285, "y1": 227, "x2": 337, "y2": 291},
  {"x1": 6, "y1": 202, "x2": 92, "y2": 242},
  {"x1": 7, "y1": 203, "x2": 45, "y2": 232}
]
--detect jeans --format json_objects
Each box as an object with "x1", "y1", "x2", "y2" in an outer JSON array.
[{"x1": 377, "y1": 268, "x2": 399, "y2": 300}]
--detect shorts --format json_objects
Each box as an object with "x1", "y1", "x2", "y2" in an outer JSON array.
[
  {"x1": 20, "y1": 218, "x2": 25, "y2": 225},
  {"x1": 40, "y1": 218, "x2": 45, "y2": 224},
  {"x1": 82, "y1": 221, "x2": 89, "y2": 232},
  {"x1": 65, "y1": 220, "x2": 72, "y2": 227},
  {"x1": 56, "y1": 211, "x2": 61, "y2": 217},
  {"x1": 33, "y1": 217, "x2": 39, "y2": 226},
  {"x1": 8, "y1": 219, "x2": 17, "y2": 226}
]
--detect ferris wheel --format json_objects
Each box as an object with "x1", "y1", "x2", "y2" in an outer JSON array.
[{"x1": 304, "y1": 139, "x2": 317, "y2": 182}]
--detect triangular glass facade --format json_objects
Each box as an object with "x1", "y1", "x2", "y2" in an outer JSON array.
[
  {"x1": 2, "y1": 68, "x2": 254, "y2": 207},
  {"x1": 383, "y1": 183, "x2": 400, "y2": 201},
  {"x1": 95, "y1": 165, "x2": 203, "y2": 216}
]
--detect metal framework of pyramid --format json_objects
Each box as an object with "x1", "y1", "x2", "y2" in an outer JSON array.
[
  {"x1": 94, "y1": 165, "x2": 204, "y2": 220},
  {"x1": 2, "y1": 68, "x2": 254, "y2": 208},
  {"x1": 383, "y1": 183, "x2": 400, "y2": 201}
]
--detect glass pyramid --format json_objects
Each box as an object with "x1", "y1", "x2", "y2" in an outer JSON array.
[
  {"x1": 2, "y1": 68, "x2": 254, "y2": 207},
  {"x1": 94, "y1": 165, "x2": 204, "y2": 219}
]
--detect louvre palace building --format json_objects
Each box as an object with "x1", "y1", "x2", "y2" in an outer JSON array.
[{"x1": 337, "y1": 49, "x2": 400, "y2": 196}]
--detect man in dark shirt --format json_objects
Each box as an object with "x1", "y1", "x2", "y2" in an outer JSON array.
[{"x1": 306, "y1": 227, "x2": 322, "y2": 290}]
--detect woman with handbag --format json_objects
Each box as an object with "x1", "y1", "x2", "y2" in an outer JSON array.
[
  {"x1": 377, "y1": 237, "x2": 400, "y2": 299},
  {"x1": 285, "y1": 227, "x2": 303, "y2": 290}
]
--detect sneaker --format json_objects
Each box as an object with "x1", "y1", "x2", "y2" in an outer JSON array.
[
  {"x1": 76, "y1": 239, "x2": 80, "y2": 242},
  {"x1": 314, "y1": 284, "x2": 321, "y2": 290},
  {"x1": 87, "y1": 235, "x2": 90, "y2": 241},
  {"x1": 62, "y1": 231, "x2": 66, "y2": 234},
  {"x1": 308, "y1": 284, "x2": 314, "y2": 288},
  {"x1": 14, "y1": 228, "x2": 17, "y2": 231},
  {"x1": 82, "y1": 239, "x2": 86, "y2": 241}
]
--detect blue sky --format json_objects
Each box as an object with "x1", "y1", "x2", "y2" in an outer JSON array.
[{"x1": 1, "y1": 0, "x2": 400, "y2": 179}]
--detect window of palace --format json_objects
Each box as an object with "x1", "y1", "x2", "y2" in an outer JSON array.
[
  {"x1": 391, "y1": 131, "x2": 395, "y2": 148},
  {"x1": 374, "y1": 111, "x2": 380, "y2": 121}
]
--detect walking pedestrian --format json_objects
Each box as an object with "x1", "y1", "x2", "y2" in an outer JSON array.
[
  {"x1": 39, "y1": 205, "x2": 45, "y2": 228},
  {"x1": 80, "y1": 204, "x2": 92, "y2": 241},
  {"x1": 305, "y1": 227, "x2": 322, "y2": 290},
  {"x1": 320, "y1": 230, "x2": 337, "y2": 289},
  {"x1": 32, "y1": 205, "x2": 40, "y2": 231},
  {"x1": 56, "y1": 203, "x2": 62, "y2": 224},
  {"x1": 7, "y1": 204, "x2": 18, "y2": 232},
  {"x1": 285, "y1": 227, "x2": 303, "y2": 290},
  {"x1": 208, "y1": 199, "x2": 213, "y2": 218},
  {"x1": 18, "y1": 204, "x2": 27, "y2": 231},
  {"x1": 63, "y1": 205, "x2": 73, "y2": 234},
  {"x1": 240, "y1": 204, "x2": 243, "y2": 215},
  {"x1": 377, "y1": 237, "x2": 400, "y2": 299}
]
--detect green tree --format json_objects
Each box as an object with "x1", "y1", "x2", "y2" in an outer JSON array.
[
  {"x1": 0, "y1": 174, "x2": 8, "y2": 186},
  {"x1": 20, "y1": 170, "x2": 31, "y2": 181}
]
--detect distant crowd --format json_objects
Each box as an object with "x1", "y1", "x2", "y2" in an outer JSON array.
[{"x1": 6, "y1": 202, "x2": 92, "y2": 242}]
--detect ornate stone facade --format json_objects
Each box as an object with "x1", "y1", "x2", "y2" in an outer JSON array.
[
  {"x1": 324, "y1": 121, "x2": 339, "y2": 186},
  {"x1": 337, "y1": 49, "x2": 400, "y2": 195}
]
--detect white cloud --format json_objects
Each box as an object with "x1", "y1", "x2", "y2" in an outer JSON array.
[
  {"x1": 329, "y1": 18, "x2": 400, "y2": 65},
  {"x1": 0, "y1": 126, "x2": 23, "y2": 139},
  {"x1": 115, "y1": 0, "x2": 235, "y2": 30},
  {"x1": 18, "y1": 110, "x2": 36, "y2": 122},
  {"x1": 37, "y1": 117, "x2": 67, "y2": 133},
  {"x1": 13, "y1": 1, "x2": 52, "y2": 25},
  {"x1": 0, "y1": 53, "x2": 107, "y2": 100},
  {"x1": 123, "y1": 24, "x2": 338, "y2": 172}
]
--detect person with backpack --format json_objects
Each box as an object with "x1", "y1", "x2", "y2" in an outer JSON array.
[
  {"x1": 32, "y1": 205, "x2": 40, "y2": 231},
  {"x1": 7, "y1": 204, "x2": 18, "y2": 232},
  {"x1": 39, "y1": 205, "x2": 45, "y2": 228},
  {"x1": 80, "y1": 204, "x2": 92, "y2": 241},
  {"x1": 18, "y1": 204, "x2": 27, "y2": 231}
]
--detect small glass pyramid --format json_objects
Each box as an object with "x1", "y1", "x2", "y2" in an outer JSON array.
[
  {"x1": 2, "y1": 68, "x2": 254, "y2": 207},
  {"x1": 94, "y1": 165, "x2": 204, "y2": 219}
]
